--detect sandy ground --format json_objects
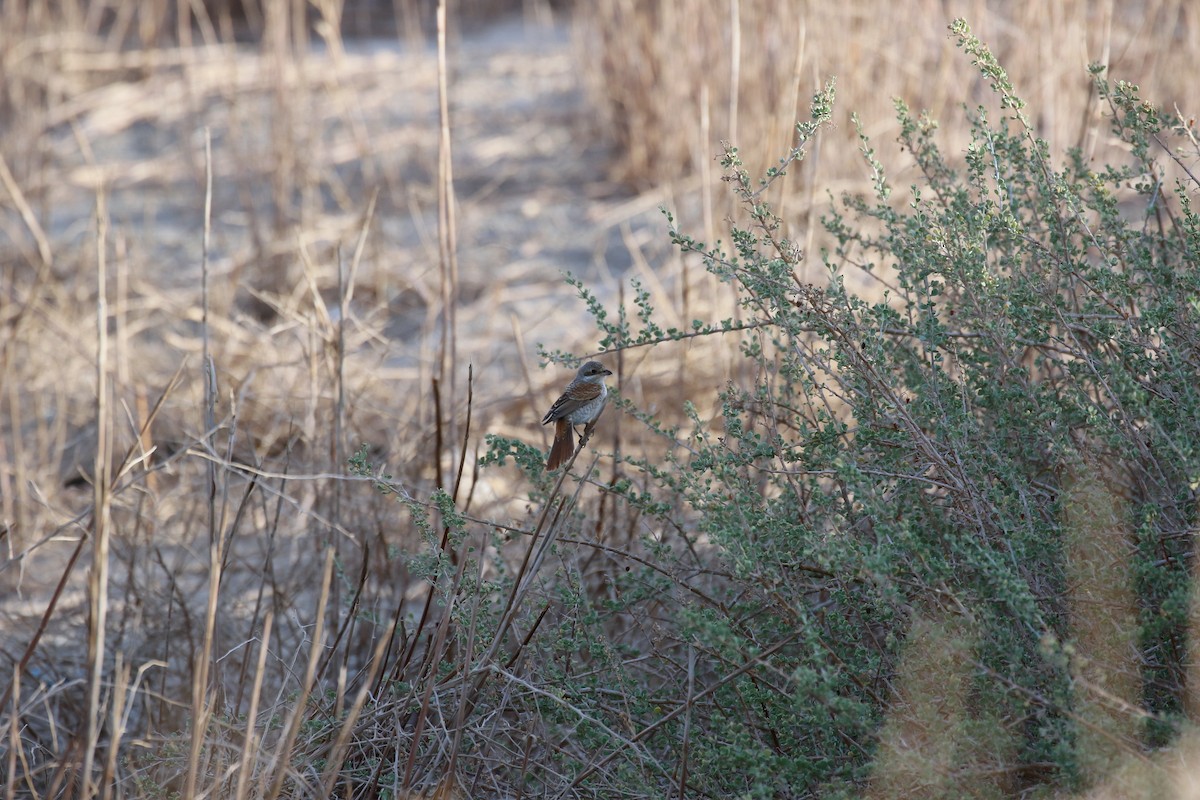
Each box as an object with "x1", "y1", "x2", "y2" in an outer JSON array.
[{"x1": 34, "y1": 17, "x2": 671, "y2": 358}]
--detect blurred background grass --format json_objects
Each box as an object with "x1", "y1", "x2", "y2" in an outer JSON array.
[{"x1": 1, "y1": 0, "x2": 1197, "y2": 797}]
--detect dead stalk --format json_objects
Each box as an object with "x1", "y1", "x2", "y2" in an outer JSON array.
[
  {"x1": 82, "y1": 181, "x2": 112, "y2": 800},
  {"x1": 234, "y1": 611, "x2": 274, "y2": 800},
  {"x1": 185, "y1": 124, "x2": 218, "y2": 800},
  {"x1": 436, "y1": 0, "x2": 459, "y2": 482},
  {"x1": 263, "y1": 548, "x2": 335, "y2": 800}
]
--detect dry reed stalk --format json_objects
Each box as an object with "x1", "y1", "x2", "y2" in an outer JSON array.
[
  {"x1": 81, "y1": 182, "x2": 111, "y2": 800},
  {"x1": 0, "y1": 151, "x2": 52, "y2": 268},
  {"x1": 98, "y1": 654, "x2": 130, "y2": 800},
  {"x1": 263, "y1": 547, "x2": 335, "y2": 800},
  {"x1": 726, "y1": 0, "x2": 739, "y2": 150},
  {"x1": 436, "y1": 0, "x2": 460, "y2": 488},
  {"x1": 184, "y1": 125, "x2": 217, "y2": 800},
  {"x1": 234, "y1": 611, "x2": 274, "y2": 800}
]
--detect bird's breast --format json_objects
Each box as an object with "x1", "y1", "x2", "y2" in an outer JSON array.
[{"x1": 564, "y1": 385, "x2": 607, "y2": 424}]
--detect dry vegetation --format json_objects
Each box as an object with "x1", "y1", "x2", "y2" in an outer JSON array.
[
  {"x1": 1, "y1": 0, "x2": 1199, "y2": 797},
  {"x1": 580, "y1": 0, "x2": 1199, "y2": 271}
]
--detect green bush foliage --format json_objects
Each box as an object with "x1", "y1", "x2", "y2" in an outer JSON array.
[{"x1": 515, "y1": 19, "x2": 1200, "y2": 797}]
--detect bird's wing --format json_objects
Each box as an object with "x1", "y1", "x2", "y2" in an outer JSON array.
[{"x1": 542, "y1": 381, "x2": 603, "y2": 424}]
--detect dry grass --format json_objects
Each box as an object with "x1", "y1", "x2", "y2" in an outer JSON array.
[
  {"x1": 0, "y1": 0, "x2": 695, "y2": 793},
  {"x1": 2, "y1": 0, "x2": 1200, "y2": 797},
  {"x1": 0, "y1": 1, "x2": 565, "y2": 795},
  {"x1": 578, "y1": 0, "x2": 1200, "y2": 264}
]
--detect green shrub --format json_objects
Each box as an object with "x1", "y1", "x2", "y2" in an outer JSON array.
[{"x1": 567, "y1": 18, "x2": 1199, "y2": 797}]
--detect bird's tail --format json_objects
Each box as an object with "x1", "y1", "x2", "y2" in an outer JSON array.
[{"x1": 547, "y1": 419, "x2": 575, "y2": 470}]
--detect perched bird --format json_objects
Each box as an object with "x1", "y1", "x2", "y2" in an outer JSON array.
[{"x1": 541, "y1": 361, "x2": 612, "y2": 470}]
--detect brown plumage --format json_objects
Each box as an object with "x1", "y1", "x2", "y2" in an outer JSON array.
[{"x1": 542, "y1": 361, "x2": 612, "y2": 470}]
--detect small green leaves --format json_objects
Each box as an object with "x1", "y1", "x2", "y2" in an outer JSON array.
[{"x1": 950, "y1": 18, "x2": 1027, "y2": 114}]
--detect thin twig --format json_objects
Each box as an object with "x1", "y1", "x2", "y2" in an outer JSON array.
[{"x1": 559, "y1": 630, "x2": 803, "y2": 797}]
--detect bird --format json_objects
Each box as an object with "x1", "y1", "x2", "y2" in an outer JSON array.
[{"x1": 541, "y1": 361, "x2": 613, "y2": 471}]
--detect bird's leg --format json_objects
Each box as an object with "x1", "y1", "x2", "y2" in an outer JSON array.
[{"x1": 569, "y1": 420, "x2": 601, "y2": 465}]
